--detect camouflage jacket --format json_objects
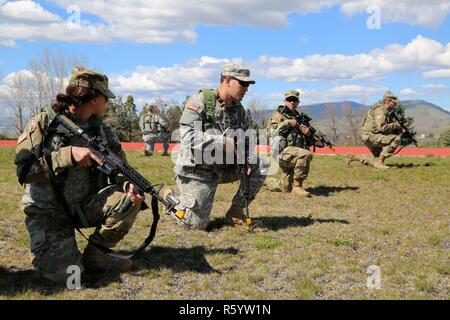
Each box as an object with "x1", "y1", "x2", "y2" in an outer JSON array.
[
  {"x1": 361, "y1": 103, "x2": 399, "y2": 140},
  {"x1": 18, "y1": 109, "x2": 127, "y2": 210},
  {"x1": 139, "y1": 112, "x2": 167, "y2": 134},
  {"x1": 175, "y1": 89, "x2": 249, "y2": 175},
  {"x1": 267, "y1": 105, "x2": 316, "y2": 157}
]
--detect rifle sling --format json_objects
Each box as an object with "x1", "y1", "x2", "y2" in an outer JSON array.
[{"x1": 43, "y1": 151, "x2": 159, "y2": 260}]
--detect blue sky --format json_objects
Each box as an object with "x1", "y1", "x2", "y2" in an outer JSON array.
[{"x1": 1, "y1": 0, "x2": 449, "y2": 111}]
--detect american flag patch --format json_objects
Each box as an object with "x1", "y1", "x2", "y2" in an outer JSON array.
[
  {"x1": 185, "y1": 102, "x2": 200, "y2": 112},
  {"x1": 17, "y1": 131, "x2": 27, "y2": 145}
]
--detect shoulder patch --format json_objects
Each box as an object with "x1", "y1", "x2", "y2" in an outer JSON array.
[
  {"x1": 270, "y1": 112, "x2": 284, "y2": 123},
  {"x1": 185, "y1": 102, "x2": 200, "y2": 112},
  {"x1": 17, "y1": 131, "x2": 27, "y2": 145}
]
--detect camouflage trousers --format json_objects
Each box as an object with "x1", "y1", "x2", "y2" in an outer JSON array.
[
  {"x1": 24, "y1": 184, "x2": 141, "y2": 283},
  {"x1": 143, "y1": 132, "x2": 170, "y2": 155},
  {"x1": 358, "y1": 133, "x2": 401, "y2": 165},
  {"x1": 266, "y1": 146, "x2": 313, "y2": 192},
  {"x1": 174, "y1": 159, "x2": 269, "y2": 230}
]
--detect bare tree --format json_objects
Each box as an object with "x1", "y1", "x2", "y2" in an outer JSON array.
[
  {"x1": 342, "y1": 103, "x2": 366, "y2": 145},
  {"x1": 324, "y1": 105, "x2": 339, "y2": 144},
  {"x1": 28, "y1": 48, "x2": 88, "y2": 115},
  {"x1": 0, "y1": 49, "x2": 89, "y2": 134},
  {"x1": 2, "y1": 72, "x2": 33, "y2": 133},
  {"x1": 246, "y1": 98, "x2": 260, "y2": 126}
]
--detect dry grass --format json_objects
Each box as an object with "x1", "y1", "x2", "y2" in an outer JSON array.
[{"x1": 0, "y1": 148, "x2": 449, "y2": 300}]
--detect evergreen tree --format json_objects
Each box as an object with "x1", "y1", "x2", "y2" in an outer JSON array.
[
  {"x1": 377, "y1": 98, "x2": 417, "y2": 146},
  {"x1": 123, "y1": 95, "x2": 139, "y2": 141},
  {"x1": 438, "y1": 127, "x2": 450, "y2": 147},
  {"x1": 104, "y1": 95, "x2": 140, "y2": 141}
]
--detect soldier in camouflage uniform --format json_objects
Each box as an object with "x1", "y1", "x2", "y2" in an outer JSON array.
[
  {"x1": 15, "y1": 67, "x2": 144, "y2": 284},
  {"x1": 139, "y1": 105, "x2": 170, "y2": 156},
  {"x1": 347, "y1": 91, "x2": 405, "y2": 170},
  {"x1": 265, "y1": 90, "x2": 322, "y2": 197},
  {"x1": 166, "y1": 64, "x2": 269, "y2": 230}
]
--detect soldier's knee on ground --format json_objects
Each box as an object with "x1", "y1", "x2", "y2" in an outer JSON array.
[
  {"x1": 179, "y1": 208, "x2": 210, "y2": 230},
  {"x1": 26, "y1": 213, "x2": 83, "y2": 284},
  {"x1": 31, "y1": 236, "x2": 83, "y2": 285}
]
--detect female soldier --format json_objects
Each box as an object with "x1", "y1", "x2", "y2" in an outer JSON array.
[{"x1": 15, "y1": 67, "x2": 143, "y2": 284}]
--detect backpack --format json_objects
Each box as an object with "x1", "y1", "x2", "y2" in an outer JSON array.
[
  {"x1": 14, "y1": 107, "x2": 56, "y2": 185},
  {"x1": 199, "y1": 88, "x2": 216, "y2": 130}
]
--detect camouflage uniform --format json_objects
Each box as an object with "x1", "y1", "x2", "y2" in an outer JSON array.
[
  {"x1": 266, "y1": 90, "x2": 322, "y2": 193},
  {"x1": 173, "y1": 64, "x2": 268, "y2": 230},
  {"x1": 15, "y1": 68, "x2": 141, "y2": 283},
  {"x1": 355, "y1": 92, "x2": 401, "y2": 166},
  {"x1": 139, "y1": 109, "x2": 170, "y2": 156}
]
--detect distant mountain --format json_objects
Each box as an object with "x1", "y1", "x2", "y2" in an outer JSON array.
[
  {"x1": 249, "y1": 100, "x2": 450, "y2": 136},
  {"x1": 399, "y1": 100, "x2": 450, "y2": 135},
  {"x1": 1, "y1": 100, "x2": 449, "y2": 138}
]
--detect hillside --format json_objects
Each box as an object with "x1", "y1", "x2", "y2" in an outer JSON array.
[{"x1": 250, "y1": 100, "x2": 450, "y2": 136}]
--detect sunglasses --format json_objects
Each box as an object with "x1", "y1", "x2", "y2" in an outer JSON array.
[
  {"x1": 230, "y1": 78, "x2": 250, "y2": 88},
  {"x1": 286, "y1": 98, "x2": 299, "y2": 103}
]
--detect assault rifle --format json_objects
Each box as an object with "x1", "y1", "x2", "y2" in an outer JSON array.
[
  {"x1": 235, "y1": 135, "x2": 252, "y2": 227},
  {"x1": 293, "y1": 110, "x2": 335, "y2": 152},
  {"x1": 390, "y1": 112, "x2": 418, "y2": 147},
  {"x1": 46, "y1": 113, "x2": 184, "y2": 256}
]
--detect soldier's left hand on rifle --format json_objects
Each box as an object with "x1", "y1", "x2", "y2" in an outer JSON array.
[{"x1": 298, "y1": 123, "x2": 312, "y2": 136}]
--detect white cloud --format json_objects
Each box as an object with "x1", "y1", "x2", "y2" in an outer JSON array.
[
  {"x1": 252, "y1": 36, "x2": 450, "y2": 82},
  {"x1": 422, "y1": 69, "x2": 450, "y2": 78},
  {"x1": 0, "y1": 39, "x2": 16, "y2": 47},
  {"x1": 110, "y1": 56, "x2": 244, "y2": 96},
  {"x1": 85, "y1": 36, "x2": 450, "y2": 101},
  {"x1": 303, "y1": 85, "x2": 386, "y2": 104},
  {"x1": 0, "y1": 1, "x2": 449, "y2": 44},
  {"x1": 340, "y1": 0, "x2": 450, "y2": 28},
  {"x1": 255, "y1": 85, "x2": 387, "y2": 107},
  {"x1": 0, "y1": 1, "x2": 60, "y2": 23},
  {"x1": 3, "y1": 69, "x2": 35, "y2": 86},
  {"x1": 422, "y1": 83, "x2": 445, "y2": 89},
  {"x1": 400, "y1": 88, "x2": 417, "y2": 96}
]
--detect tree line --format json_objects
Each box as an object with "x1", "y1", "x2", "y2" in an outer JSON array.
[{"x1": 1, "y1": 49, "x2": 449, "y2": 146}]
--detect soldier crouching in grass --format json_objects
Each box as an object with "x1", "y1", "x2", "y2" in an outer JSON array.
[
  {"x1": 347, "y1": 91, "x2": 405, "y2": 170},
  {"x1": 165, "y1": 64, "x2": 269, "y2": 231},
  {"x1": 264, "y1": 90, "x2": 323, "y2": 197},
  {"x1": 14, "y1": 67, "x2": 145, "y2": 284},
  {"x1": 139, "y1": 105, "x2": 170, "y2": 156}
]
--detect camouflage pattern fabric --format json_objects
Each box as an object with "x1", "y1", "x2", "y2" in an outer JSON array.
[
  {"x1": 266, "y1": 146, "x2": 313, "y2": 192},
  {"x1": 173, "y1": 90, "x2": 268, "y2": 230},
  {"x1": 355, "y1": 134, "x2": 401, "y2": 165},
  {"x1": 266, "y1": 106, "x2": 315, "y2": 192},
  {"x1": 358, "y1": 102, "x2": 402, "y2": 164},
  {"x1": 20, "y1": 110, "x2": 141, "y2": 283},
  {"x1": 139, "y1": 112, "x2": 169, "y2": 155}
]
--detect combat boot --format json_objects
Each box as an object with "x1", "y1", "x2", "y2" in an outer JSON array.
[
  {"x1": 162, "y1": 151, "x2": 170, "y2": 156},
  {"x1": 264, "y1": 177, "x2": 283, "y2": 192},
  {"x1": 291, "y1": 180, "x2": 310, "y2": 197},
  {"x1": 225, "y1": 204, "x2": 247, "y2": 226},
  {"x1": 82, "y1": 243, "x2": 133, "y2": 274},
  {"x1": 373, "y1": 157, "x2": 390, "y2": 170},
  {"x1": 346, "y1": 153, "x2": 359, "y2": 166},
  {"x1": 144, "y1": 150, "x2": 152, "y2": 156}
]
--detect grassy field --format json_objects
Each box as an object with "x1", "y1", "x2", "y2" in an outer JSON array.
[{"x1": 0, "y1": 147, "x2": 449, "y2": 300}]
